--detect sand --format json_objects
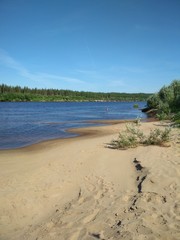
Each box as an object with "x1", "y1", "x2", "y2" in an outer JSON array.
[{"x1": 0, "y1": 121, "x2": 179, "y2": 240}]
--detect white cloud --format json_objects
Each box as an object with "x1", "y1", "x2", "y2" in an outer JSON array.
[
  {"x1": 0, "y1": 48, "x2": 85, "y2": 85},
  {"x1": 34, "y1": 73, "x2": 85, "y2": 84},
  {"x1": 0, "y1": 49, "x2": 27, "y2": 74}
]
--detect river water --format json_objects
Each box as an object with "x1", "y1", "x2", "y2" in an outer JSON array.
[{"x1": 0, "y1": 101, "x2": 147, "y2": 149}]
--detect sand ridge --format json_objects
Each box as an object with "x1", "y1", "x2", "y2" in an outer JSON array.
[{"x1": 0, "y1": 121, "x2": 179, "y2": 240}]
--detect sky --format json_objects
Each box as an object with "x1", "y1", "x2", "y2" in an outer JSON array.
[{"x1": 0, "y1": 0, "x2": 180, "y2": 93}]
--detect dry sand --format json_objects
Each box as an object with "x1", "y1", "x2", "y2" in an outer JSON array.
[{"x1": 0, "y1": 121, "x2": 179, "y2": 240}]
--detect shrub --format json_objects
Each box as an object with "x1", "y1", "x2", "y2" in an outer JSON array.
[
  {"x1": 147, "y1": 94, "x2": 160, "y2": 109},
  {"x1": 112, "y1": 133, "x2": 138, "y2": 149},
  {"x1": 158, "y1": 86, "x2": 174, "y2": 104},
  {"x1": 147, "y1": 80, "x2": 180, "y2": 121},
  {"x1": 156, "y1": 112, "x2": 169, "y2": 121},
  {"x1": 110, "y1": 123, "x2": 145, "y2": 149},
  {"x1": 109, "y1": 124, "x2": 171, "y2": 149},
  {"x1": 160, "y1": 128, "x2": 172, "y2": 142},
  {"x1": 126, "y1": 123, "x2": 145, "y2": 142},
  {"x1": 144, "y1": 128, "x2": 171, "y2": 146},
  {"x1": 172, "y1": 112, "x2": 180, "y2": 128},
  {"x1": 173, "y1": 112, "x2": 180, "y2": 121}
]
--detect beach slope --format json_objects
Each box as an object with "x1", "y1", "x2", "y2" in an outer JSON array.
[{"x1": 0, "y1": 121, "x2": 179, "y2": 240}]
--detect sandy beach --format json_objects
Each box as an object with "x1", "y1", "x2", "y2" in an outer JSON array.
[{"x1": 0, "y1": 121, "x2": 179, "y2": 240}]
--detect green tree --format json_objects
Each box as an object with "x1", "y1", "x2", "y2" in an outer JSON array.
[{"x1": 147, "y1": 80, "x2": 180, "y2": 120}]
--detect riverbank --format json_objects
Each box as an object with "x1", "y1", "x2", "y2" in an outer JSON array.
[{"x1": 0, "y1": 121, "x2": 179, "y2": 240}]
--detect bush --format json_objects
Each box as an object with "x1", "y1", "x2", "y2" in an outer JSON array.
[
  {"x1": 110, "y1": 123, "x2": 145, "y2": 149},
  {"x1": 147, "y1": 94, "x2": 160, "y2": 109},
  {"x1": 173, "y1": 112, "x2": 180, "y2": 121},
  {"x1": 156, "y1": 112, "x2": 169, "y2": 121},
  {"x1": 172, "y1": 112, "x2": 180, "y2": 128},
  {"x1": 109, "y1": 124, "x2": 171, "y2": 149},
  {"x1": 144, "y1": 128, "x2": 171, "y2": 145},
  {"x1": 112, "y1": 133, "x2": 138, "y2": 149},
  {"x1": 147, "y1": 80, "x2": 180, "y2": 121}
]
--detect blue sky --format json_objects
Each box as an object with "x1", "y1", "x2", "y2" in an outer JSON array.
[{"x1": 0, "y1": 0, "x2": 180, "y2": 93}]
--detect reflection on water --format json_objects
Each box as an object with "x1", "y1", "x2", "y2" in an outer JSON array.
[{"x1": 0, "y1": 101, "x2": 147, "y2": 149}]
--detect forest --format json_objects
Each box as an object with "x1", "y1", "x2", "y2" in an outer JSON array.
[{"x1": 0, "y1": 84, "x2": 151, "y2": 102}]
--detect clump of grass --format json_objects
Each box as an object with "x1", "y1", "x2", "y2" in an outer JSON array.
[
  {"x1": 109, "y1": 123, "x2": 171, "y2": 150},
  {"x1": 143, "y1": 128, "x2": 171, "y2": 146},
  {"x1": 114, "y1": 131, "x2": 138, "y2": 149},
  {"x1": 110, "y1": 123, "x2": 145, "y2": 150}
]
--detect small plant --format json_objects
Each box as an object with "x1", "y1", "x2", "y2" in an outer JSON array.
[
  {"x1": 134, "y1": 116, "x2": 142, "y2": 126},
  {"x1": 161, "y1": 127, "x2": 171, "y2": 142},
  {"x1": 143, "y1": 128, "x2": 171, "y2": 145},
  {"x1": 144, "y1": 129, "x2": 162, "y2": 145},
  {"x1": 126, "y1": 123, "x2": 145, "y2": 142},
  {"x1": 110, "y1": 123, "x2": 145, "y2": 149},
  {"x1": 116, "y1": 131, "x2": 138, "y2": 149},
  {"x1": 133, "y1": 103, "x2": 139, "y2": 109},
  {"x1": 109, "y1": 124, "x2": 171, "y2": 150}
]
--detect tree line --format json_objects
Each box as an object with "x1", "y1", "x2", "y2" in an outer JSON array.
[{"x1": 0, "y1": 84, "x2": 151, "y2": 102}]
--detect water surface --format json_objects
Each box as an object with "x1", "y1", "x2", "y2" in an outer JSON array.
[{"x1": 0, "y1": 102, "x2": 147, "y2": 149}]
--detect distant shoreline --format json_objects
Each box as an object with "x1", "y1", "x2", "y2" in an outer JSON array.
[{"x1": 0, "y1": 83, "x2": 152, "y2": 102}]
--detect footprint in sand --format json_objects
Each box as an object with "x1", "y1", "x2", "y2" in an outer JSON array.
[{"x1": 82, "y1": 209, "x2": 99, "y2": 224}]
